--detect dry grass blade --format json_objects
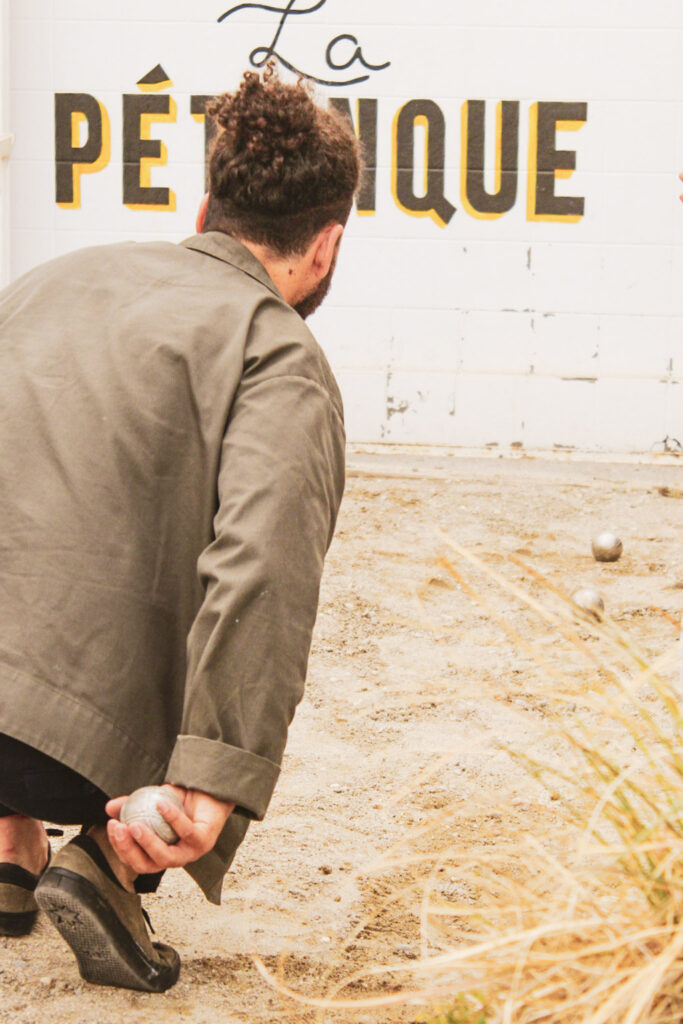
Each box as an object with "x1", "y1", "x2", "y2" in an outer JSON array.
[{"x1": 255, "y1": 537, "x2": 683, "y2": 1023}]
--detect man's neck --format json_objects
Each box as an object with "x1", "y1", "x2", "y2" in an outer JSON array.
[{"x1": 236, "y1": 237, "x2": 305, "y2": 307}]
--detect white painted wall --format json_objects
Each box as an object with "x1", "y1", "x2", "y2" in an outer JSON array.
[{"x1": 6, "y1": 1, "x2": 683, "y2": 453}]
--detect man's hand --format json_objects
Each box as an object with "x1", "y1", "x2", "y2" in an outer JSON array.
[{"x1": 105, "y1": 786, "x2": 235, "y2": 875}]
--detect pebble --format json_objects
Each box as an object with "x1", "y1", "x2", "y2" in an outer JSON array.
[
  {"x1": 394, "y1": 944, "x2": 419, "y2": 960},
  {"x1": 330, "y1": 784, "x2": 343, "y2": 793},
  {"x1": 572, "y1": 586, "x2": 605, "y2": 620}
]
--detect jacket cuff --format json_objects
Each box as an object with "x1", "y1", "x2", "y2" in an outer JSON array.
[{"x1": 165, "y1": 735, "x2": 280, "y2": 821}]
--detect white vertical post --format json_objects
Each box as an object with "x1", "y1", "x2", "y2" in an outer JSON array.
[{"x1": 0, "y1": 0, "x2": 11, "y2": 287}]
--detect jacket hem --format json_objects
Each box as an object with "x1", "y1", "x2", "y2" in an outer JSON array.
[{"x1": 0, "y1": 662, "x2": 167, "y2": 799}]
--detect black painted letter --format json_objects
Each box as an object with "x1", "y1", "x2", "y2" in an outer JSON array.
[
  {"x1": 123, "y1": 93, "x2": 176, "y2": 210},
  {"x1": 393, "y1": 99, "x2": 455, "y2": 227},
  {"x1": 329, "y1": 97, "x2": 377, "y2": 214},
  {"x1": 461, "y1": 100, "x2": 519, "y2": 219},
  {"x1": 191, "y1": 95, "x2": 218, "y2": 191},
  {"x1": 55, "y1": 93, "x2": 110, "y2": 208},
  {"x1": 528, "y1": 101, "x2": 587, "y2": 221}
]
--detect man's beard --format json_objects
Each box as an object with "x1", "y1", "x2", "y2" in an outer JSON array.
[{"x1": 293, "y1": 244, "x2": 339, "y2": 320}]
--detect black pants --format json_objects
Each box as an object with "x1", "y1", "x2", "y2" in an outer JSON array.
[{"x1": 0, "y1": 732, "x2": 162, "y2": 893}]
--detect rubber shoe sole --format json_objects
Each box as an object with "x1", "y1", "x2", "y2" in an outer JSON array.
[
  {"x1": 0, "y1": 856, "x2": 50, "y2": 937},
  {"x1": 35, "y1": 867, "x2": 180, "y2": 992},
  {"x1": 0, "y1": 906, "x2": 37, "y2": 936}
]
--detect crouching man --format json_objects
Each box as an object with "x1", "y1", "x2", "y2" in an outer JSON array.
[{"x1": 0, "y1": 66, "x2": 360, "y2": 992}]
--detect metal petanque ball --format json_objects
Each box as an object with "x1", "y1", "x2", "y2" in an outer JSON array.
[
  {"x1": 591, "y1": 531, "x2": 623, "y2": 563},
  {"x1": 120, "y1": 786, "x2": 183, "y2": 845},
  {"x1": 571, "y1": 586, "x2": 605, "y2": 621}
]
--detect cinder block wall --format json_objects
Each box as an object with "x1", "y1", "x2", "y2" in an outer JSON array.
[{"x1": 7, "y1": 1, "x2": 683, "y2": 453}]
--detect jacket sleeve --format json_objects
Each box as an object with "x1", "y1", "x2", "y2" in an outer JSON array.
[{"x1": 165, "y1": 371, "x2": 345, "y2": 819}]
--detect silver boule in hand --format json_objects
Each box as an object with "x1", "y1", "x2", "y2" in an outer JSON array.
[
  {"x1": 571, "y1": 586, "x2": 605, "y2": 621},
  {"x1": 591, "y1": 531, "x2": 622, "y2": 562},
  {"x1": 120, "y1": 786, "x2": 184, "y2": 845}
]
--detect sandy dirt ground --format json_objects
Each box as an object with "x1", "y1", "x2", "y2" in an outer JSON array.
[{"x1": 1, "y1": 444, "x2": 682, "y2": 1024}]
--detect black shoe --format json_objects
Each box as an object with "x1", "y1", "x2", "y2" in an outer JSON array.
[{"x1": 35, "y1": 834, "x2": 179, "y2": 992}]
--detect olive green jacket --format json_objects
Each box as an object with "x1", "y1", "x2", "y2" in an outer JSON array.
[{"x1": 0, "y1": 232, "x2": 345, "y2": 903}]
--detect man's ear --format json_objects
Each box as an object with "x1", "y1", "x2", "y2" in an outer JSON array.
[
  {"x1": 196, "y1": 193, "x2": 210, "y2": 233},
  {"x1": 310, "y1": 222, "x2": 344, "y2": 279}
]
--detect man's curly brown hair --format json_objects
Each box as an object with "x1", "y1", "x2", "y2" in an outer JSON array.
[{"x1": 203, "y1": 66, "x2": 362, "y2": 257}]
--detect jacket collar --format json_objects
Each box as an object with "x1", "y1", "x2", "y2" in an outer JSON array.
[{"x1": 180, "y1": 232, "x2": 284, "y2": 301}]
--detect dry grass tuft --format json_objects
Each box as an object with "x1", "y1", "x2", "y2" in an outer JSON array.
[{"x1": 256, "y1": 536, "x2": 683, "y2": 1024}]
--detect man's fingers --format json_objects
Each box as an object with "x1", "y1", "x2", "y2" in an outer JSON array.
[
  {"x1": 156, "y1": 798, "x2": 196, "y2": 842},
  {"x1": 106, "y1": 820, "x2": 163, "y2": 875},
  {"x1": 114, "y1": 816, "x2": 211, "y2": 871},
  {"x1": 105, "y1": 795, "x2": 127, "y2": 819}
]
